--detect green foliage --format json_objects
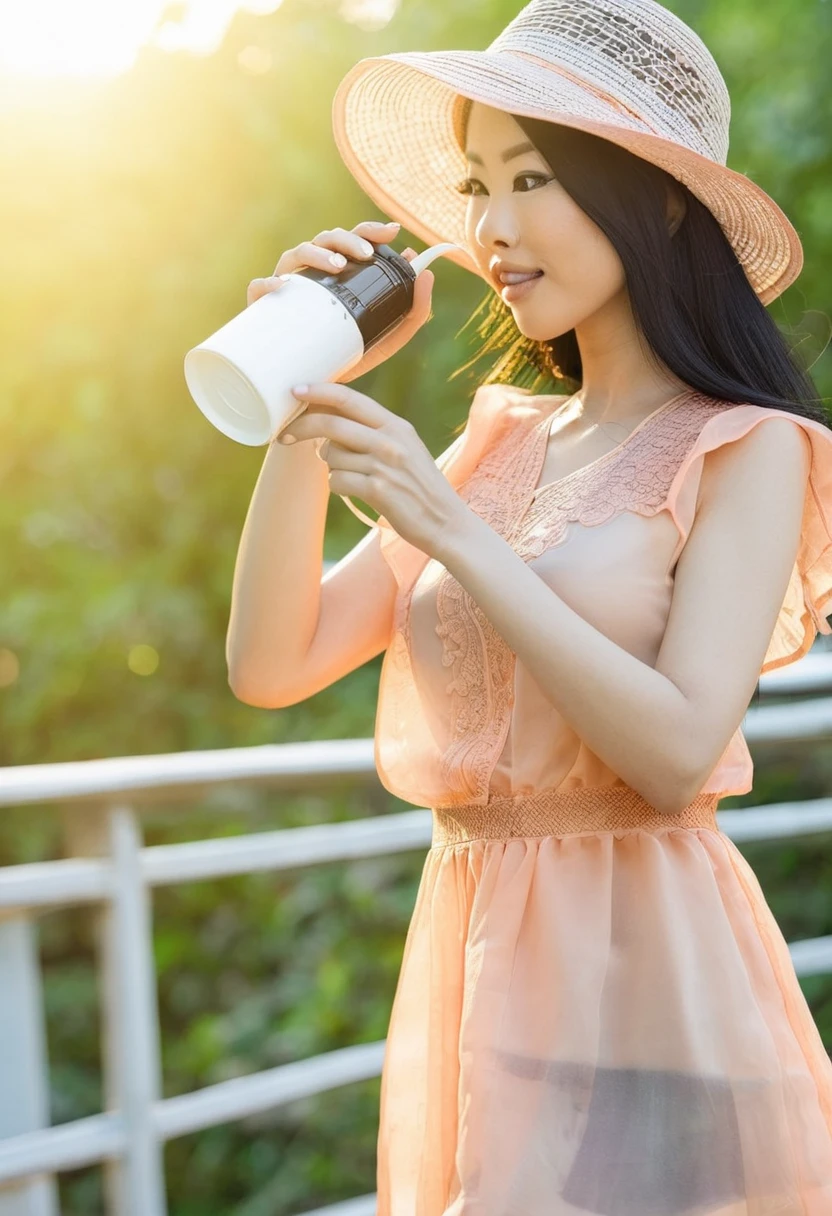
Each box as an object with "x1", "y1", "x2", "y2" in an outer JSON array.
[{"x1": 0, "y1": 0, "x2": 831, "y2": 1211}]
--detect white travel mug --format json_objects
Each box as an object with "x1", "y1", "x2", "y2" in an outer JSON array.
[
  {"x1": 184, "y1": 242, "x2": 461, "y2": 445},
  {"x1": 183, "y1": 240, "x2": 462, "y2": 527}
]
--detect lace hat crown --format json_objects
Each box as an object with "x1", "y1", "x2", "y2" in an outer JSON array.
[{"x1": 488, "y1": 0, "x2": 731, "y2": 164}]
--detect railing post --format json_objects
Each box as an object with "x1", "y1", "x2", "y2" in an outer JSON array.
[
  {"x1": 64, "y1": 804, "x2": 167, "y2": 1215},
  {"x1": 0, "y1": 915, "x2": 59, "y2": 1215},
  {"x1": 105, "y1": 805, "x2": 167, "y2": 1216}
]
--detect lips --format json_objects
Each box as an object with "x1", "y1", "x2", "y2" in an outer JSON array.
[
  {"x1": 495, "y1": 269, "x2": 544, "y2": 287},
  {"x1": 500, "y1": 271, "x2": 544, "y2": 302}
]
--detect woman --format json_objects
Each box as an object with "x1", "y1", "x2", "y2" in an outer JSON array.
[{"x1": 227, "y1": 0, "x2": 832, "y2": 1210}]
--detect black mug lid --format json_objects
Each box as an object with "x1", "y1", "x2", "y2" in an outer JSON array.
[{"x1": 298, "y1": 243, "x2": 416, "y2": 349}]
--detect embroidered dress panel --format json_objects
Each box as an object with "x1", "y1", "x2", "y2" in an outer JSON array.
[{"x1": 372, "y1": 384, "x2": 832, "y2": 811}]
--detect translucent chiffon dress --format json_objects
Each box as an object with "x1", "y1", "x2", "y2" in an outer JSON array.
[{"x1": 367, "y1": 383, "x2": 832, "y2": 1215}]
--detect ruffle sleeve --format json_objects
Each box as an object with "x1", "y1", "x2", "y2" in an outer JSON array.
[
  {"x1": 662, "y1": 404, "x2": 832, "y2": 673},
  {"x1": 342, "y1": 382, "x2": 524, "y2": 592}
]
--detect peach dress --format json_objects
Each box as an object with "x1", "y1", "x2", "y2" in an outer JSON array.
[{"x1": 369, "y1": 384, "x2": 832, "y2": 1216}]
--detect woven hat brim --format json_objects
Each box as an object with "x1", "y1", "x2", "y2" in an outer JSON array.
[{"x1": 332, "y1": 52, "x2": 803, "y2": 306}]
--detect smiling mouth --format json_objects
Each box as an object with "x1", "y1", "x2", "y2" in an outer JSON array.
[{"x1": 500, "y1": 271, "x2": 545, "y2": 301}]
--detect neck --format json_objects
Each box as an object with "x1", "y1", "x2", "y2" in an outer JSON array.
[{"x1": 572, "y1": 286, "x2": 690, "y2": 422}]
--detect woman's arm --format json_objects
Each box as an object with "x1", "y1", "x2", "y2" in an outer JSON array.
[
  {"x1": 226, "y1": 437, "x2": 332, "y2": 703},
  {"x1": 434, "y1": 416, "x2": 811, "y2": 814}
]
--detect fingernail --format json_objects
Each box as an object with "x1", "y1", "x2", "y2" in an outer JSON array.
[
  {"x1": 292, "y1": 384, "x2": 309, "y2": 395},
  {"x1": 329, "y1": 253, "x2": 346, "y2": 267},
  {"x1": 277, "y1": 274, "x2": 291, "y2": 282},
  {"x1": 359, "y1": 240, "x2": 374, "y2": 255},
  {"x1": 279, "y1": 433, "x2": 297, "y2": 444}
]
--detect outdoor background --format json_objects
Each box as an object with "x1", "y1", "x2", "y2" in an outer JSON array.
[{"x1": 1, "y1": 0, "x2": 831, "y2": 1211}]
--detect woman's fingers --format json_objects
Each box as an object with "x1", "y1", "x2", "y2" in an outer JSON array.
[
  {"x1": 290, "y1": 381, "x2": 393, "y2": 429},
  {"x1": 314, "y1": 437, "x2": 375, "y2": 476},
  {"x1": 275, "y1": 238, "x2": 352, "y2": 278},
  {"x1": 275, "y1": 222, "x2": 402, "y2": 277},
  {"x1": 249, "y1": 220, "x2": 402, "y2": 305},
  {"x1": 354, "y1": 219, "x2": 401, "y2": 239},
  {"x1": 246, "y1": 275, "x2": 290, "y2": 307},
  {"x1": 280, "y1": 410, "x2": 382, "y2": 452},
  {"x1": 400, "y1": 247, "x2": 434, "y2": 320},
  {"x1": 411, "y1": 266, "x2": 435, "y2": 318}
]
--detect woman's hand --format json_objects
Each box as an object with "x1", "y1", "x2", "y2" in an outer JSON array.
[
  {"x1": 246, "y1": 220, "x2": 434, "y2": 384},
  {"x1": 278, "y1": 382, "x2": 468, "y2": 555}
]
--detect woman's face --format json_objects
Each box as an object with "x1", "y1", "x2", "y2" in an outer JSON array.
[{"x1": 461, "y1": 101, "x2": 627, "y2": 343}]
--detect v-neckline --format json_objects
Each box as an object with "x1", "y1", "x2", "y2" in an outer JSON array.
[{"x1": 528, "y1": 389, "x2": 695, "y2": 504}]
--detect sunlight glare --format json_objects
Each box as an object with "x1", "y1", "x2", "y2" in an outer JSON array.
[{"x1": 0, "y1": 0, "x2": 286, "y2": 78}]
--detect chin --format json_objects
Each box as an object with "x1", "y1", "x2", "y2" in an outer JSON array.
[
  {"x1": 507, "y1": 289, "x2": 574, "y2": 342},
  {"x1": 514, "y1": 314, "x2": 574, "y2": 343}
]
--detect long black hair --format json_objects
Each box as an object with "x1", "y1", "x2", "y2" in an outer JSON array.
[{"x1": 449, "y1": 99, "x2": 830, "y2": 432}]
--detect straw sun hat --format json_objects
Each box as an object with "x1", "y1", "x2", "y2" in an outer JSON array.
[{"x1": 331, "y1": 0, "x2": 802, "y2": 305}]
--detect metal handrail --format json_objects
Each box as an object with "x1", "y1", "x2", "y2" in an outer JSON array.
[{"x1": 0, "y1": 650, "x2": 830, "y2": 1214}]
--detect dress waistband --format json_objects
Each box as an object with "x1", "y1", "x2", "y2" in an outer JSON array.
[{"x1": 431, "y1": 785, "x2": 721, "y2": 846}]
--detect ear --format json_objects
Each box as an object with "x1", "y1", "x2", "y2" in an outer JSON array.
[{"x1": 665, "y1": 179, "x2": 687, "y2": 237}]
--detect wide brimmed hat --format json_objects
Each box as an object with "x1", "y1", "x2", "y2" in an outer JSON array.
[{"x1": 331, "y1": 0, "x2": 802, "y2": 305}]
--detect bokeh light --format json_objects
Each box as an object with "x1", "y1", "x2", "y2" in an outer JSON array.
[{"x1": 128, "y1": 644, "x2": 160, "y2": 676}]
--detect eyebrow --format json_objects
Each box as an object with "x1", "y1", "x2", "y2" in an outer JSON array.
[{"x1": 465, "y1": 140, "x2": 537, "y2": 166}]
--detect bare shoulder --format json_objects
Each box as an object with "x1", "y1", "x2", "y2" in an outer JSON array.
[
  {"x1": 698, "y1": 409, "x2": 811, "y2": 514},
  {"x1": 655, "y1": 411, "x2": 813, "y2": 793}
]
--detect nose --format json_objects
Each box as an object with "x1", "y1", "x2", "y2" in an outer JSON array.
[{"x1": 473, "y1": 196, "x2": 520, "y2": 257}]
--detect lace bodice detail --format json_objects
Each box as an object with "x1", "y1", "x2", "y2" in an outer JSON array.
[
  {"x1": 516, "y1": 393, "x2": 732, "y2": 559},
  {"x1": 424, "y1": 392, "x2": 732, "y2": 804}
]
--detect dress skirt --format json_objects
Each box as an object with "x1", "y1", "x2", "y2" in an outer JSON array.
[{"x1": 375, "y1": 785, "x2": 832, "y2": 1216}]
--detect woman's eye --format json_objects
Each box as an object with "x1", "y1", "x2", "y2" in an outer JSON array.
[{"x1": 454, "y1": 173, "x2": 551, "y2": 196}]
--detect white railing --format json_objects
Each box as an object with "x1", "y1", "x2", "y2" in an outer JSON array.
[{"x1": 1, "y1": 648, "x2": 832, "y2": 1216}]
